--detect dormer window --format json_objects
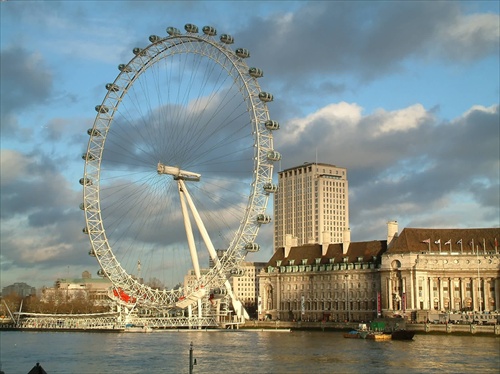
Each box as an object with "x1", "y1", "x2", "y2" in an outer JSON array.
[
  {"x1": 289, "y1": 259, "x2": 295, "y2": 266},
  {"x1": 357, "y1": 256, "x2": 363, "y2": 262},
  {"x1": 302, "y1": 259, "x2": 308, "y2": 265},
  {"x1": 276, "y1": 260, "x2": 282, "y2": 266},
  {"x1": 343, "y1": 257, "x2": 348, "y2": 263},
  {"x1": 315, "y1": 258, "x2": 321, "y2": 265},
  {"x1": 329, "y1": 258, "x2": 335, "y2": 264}
]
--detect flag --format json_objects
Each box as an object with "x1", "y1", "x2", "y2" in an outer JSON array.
[
  {"x1": 421, "y1": 239, "x2": 430, "y2": 244},
  {"x1": 457, "y1": 239, "x2": 462, "y2": 244},
  {"x1": 445, "y1": 239, "x2": 451, "y2": 245},
  {"x1": 434, "y1": 239, "x2": 441, "y2": 244}
]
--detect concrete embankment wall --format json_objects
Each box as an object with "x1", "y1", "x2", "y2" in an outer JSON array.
[{"x1": 242, "y1": 320, "x2": 500, "y2": 336}]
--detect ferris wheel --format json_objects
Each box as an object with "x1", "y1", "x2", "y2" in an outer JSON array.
[{"x1": 80, "y1": 23, "x2": 280, "y2": 318}]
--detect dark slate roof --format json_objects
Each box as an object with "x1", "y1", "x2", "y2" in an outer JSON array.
[
  {"x1": 265, "y1": 240, "x2": 387, "y2": 267},
  {"x1": 388, "y1": 227, "x2": 500, "y2": 254}
]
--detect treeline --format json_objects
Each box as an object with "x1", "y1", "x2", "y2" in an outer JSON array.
[{"x1": 1, "y1": 291, "x2": 110, "y2": 317}]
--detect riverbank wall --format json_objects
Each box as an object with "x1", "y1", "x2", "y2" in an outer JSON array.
[{"x1": 240, "y1": 320, "x2": 500, "y2": 336}]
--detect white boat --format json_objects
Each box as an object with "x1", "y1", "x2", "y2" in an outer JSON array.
[{"x1": 124, "y1": 324, "x2": 153, "y2": 333}]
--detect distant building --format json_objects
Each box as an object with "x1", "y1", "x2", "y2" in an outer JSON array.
[
  {"x1": 274, "y1": 162, "x2": 349, "y2": 249},
  {"x1": 41, "y1": 271, "x2": 112, "y2": 306},
  {"x1": 183, "y1": 254, "x2": 266, "y2": 316},
  {"x1": 2, "y1": 282, "x2": 36, "y2": 298},
  {"x1": 231, "y1": 261, "x2": 267, "y2": 309}
]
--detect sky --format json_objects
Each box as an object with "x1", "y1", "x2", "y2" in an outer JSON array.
[{"x1": 1, "y1": 1, "x2": 499, "y2": 290}]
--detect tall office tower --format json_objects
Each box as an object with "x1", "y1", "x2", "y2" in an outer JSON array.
[{"x1": 274, "y1": 162, "x2": 349, "y2": 250}]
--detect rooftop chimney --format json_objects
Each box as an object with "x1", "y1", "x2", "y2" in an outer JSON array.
[{"x1": 387, "y1": 220, "x2": 398, "y2": 247}]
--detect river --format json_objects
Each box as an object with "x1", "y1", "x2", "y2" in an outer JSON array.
[{"x1": 1, "y1": 330, "x2": 499, "y2": 373}]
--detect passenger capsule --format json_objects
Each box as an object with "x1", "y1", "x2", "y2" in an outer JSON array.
[
  {"x1": 184, "y1": 23, "x2": 198, "y2": 33},
  {"x1": 89, "y1": 249, "x2": 96, "y2": 257},
  {"x1": 166, "y1": 27, "x2": 181, "y2": 36},
  {"x1": 220, "y1": 34, "x2": 234, "y2": 44},
  {"x1": 95, "y1": 105, "x2": 109, "y2": 113},
  {"x1": 267, "y1": 150, "x2": 281, "y2": 162},
  {"x1": 229, "y1": 268, "x2": 245, "y2": 277},
  {"x1": 118, "y1": 64, "x2": 133, "y2": 73},
  {"x1": 87, "y1": 128, "x2": 101, "y2": 137},
  {"x1": 83, "y1": 226, "x2": 89, "y2": 234},
  {"x1": 209, "y1": 288, "x2": 226, "y2": 299},
  {"x1": 249, "y1": 67, "x2": 263, "y2": 78},
  {"x1": 79, "y1": 203, "x2": 85, "y2": 210},
  {"x1": 105, "y1": 83, "x2": 120, "y2": 92},
  {"x1": 149, "y1": 35, "x2": 161, "y2": 43},
  {"x1": 79, "y1": 177, "x2": 93, "y2": 186},
  {"x1": 263, "y1": 182, "x2": 278, "y2": 193},
  {"x1": 256, "y1": 214, "x2": 272, "y2": 224},
  {"x1": 202, "y1": 26, "x2": 217, "y2": 36},
  {"x1": 97, "y1": 269, "x2": 105, "y2": 277},
  {"x1": 132, "y1": 47, "x2": 146, "y2": 56},
  {"x1": 82, "y1": 152, "x2": 95, "y2": 161},
  {"x1": 236, "y1": 48, "x2": 250, "y2": 58},
  {"x1": 245, "y1": 243, "x2": 260, "y2": 252},
  {"x1": 265, "y1": 120, "x2": 280, "y2": 131},
  {"x1": 258, "y1": 92, "x2": 273, "y2": 102}
]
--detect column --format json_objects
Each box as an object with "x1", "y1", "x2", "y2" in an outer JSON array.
[
  {"x1": 460, "y1": 278, "x2": 466, "y2": 310},
  {"x1": 429, "y1": 277, "x2": 434, "y2": 310},
  {"x1": 472, "y1": 278, "x2": 478, "y2": 311},
  {"x1": 424, "y1": 276, "x2": 429, "y2": 310},
  {"x1": 439, "y1": 277, "x2": 444, "y2": 311},
  {"x1": 388, "y1": 277, "x2": 393, "y2": 310},
  {"x1": 402, "y1": 277, "x2": 407, "y2": 311},
  {"x1": 409, "y1": 270, "x2": 415, "y2": 310},
  {"x1": 495, "y1": 278, "x2": 500, "y2": 312}
]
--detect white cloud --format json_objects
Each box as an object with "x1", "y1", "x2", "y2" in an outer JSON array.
[{"x1": 372, "y1": 104, "x2": 432, "y2": 136}]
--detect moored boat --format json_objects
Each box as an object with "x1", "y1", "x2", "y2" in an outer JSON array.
[
  {"x1": 391, "y1": 329, "x2": 415, "y2": 340},
  {"x1": 365, "y1": 332, "x2": 391, "y2": 341},
  {"x1": 124, "y1": 323, "x2": 153, "y2": 333},
  {"x1": 343, "y1": 330, "x2": 360, "y2": 338}
]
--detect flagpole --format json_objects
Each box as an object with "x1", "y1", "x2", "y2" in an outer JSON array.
[{"x1": 483, "y1": 238, "x2": 486, "y2": 254}]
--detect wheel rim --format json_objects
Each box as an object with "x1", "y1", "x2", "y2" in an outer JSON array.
[{"x1": 81, "y1": 25, "x2": 279, "y2": 311}]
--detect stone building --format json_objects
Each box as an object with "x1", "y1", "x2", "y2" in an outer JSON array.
[
  {"x1": 259, "y1": 223, "x2": 500, "y2": 322},
  {"x1": 259, "y1": 229, "x2": 386, "y2": 322},
  {"x1": 380, "y1": 226, "x2": 500, "y2": 319}
]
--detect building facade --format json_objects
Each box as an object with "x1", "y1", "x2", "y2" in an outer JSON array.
[
  {"x1": 380, "y1": 227, "x2": 500, "y2": 319},
  {"x1": 183, "y1": 260, "x2": 267, "y2": 317},
  {"x1": 42, "y1": 271, "x2": 113, "y2": 306},
  {"x1": 274, "y1": 162, "x2": 349, "y2": 249},
  {"x1": 259, "y1": 232, "x2": 385, "y2": 322},
  {"x1": 259, "y1": 224, "x2": 500, "y2": 322}
]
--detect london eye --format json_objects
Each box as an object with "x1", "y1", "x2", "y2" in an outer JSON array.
[{"x1": 80, "y1": 23, "x2": 280, "y2": 320}]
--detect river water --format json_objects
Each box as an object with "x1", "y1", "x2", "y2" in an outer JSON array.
[{"x1": 1, "y1": 330, "x2": 498, "y2": 374}]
